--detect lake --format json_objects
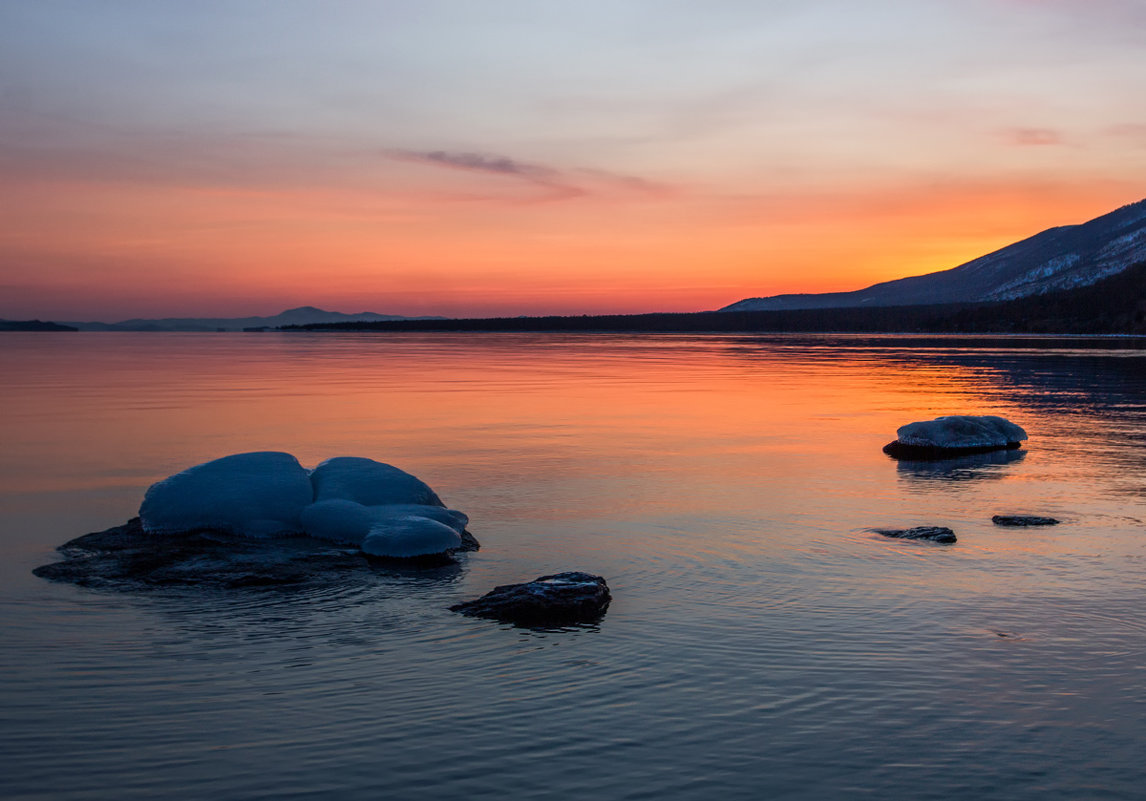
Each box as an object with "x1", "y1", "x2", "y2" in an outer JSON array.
[{"x1": 2, "y1": 332, "x2": 1145, "y2": 800}]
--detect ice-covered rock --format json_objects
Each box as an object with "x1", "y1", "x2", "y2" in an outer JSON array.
[
  {"x1": 56, "y1": 451, "x2": 480, "y2": 581},
  {"x1": 140, "y1": 451, "x2": 313, "y2": 538},
  {"x1": 299, "y1": 499, "x2": 376, "y2": 545},
  {"x1": 311, "y1": 457, "x2": 444, "y2": 507},
  {"x1": 450, "y1": 572, "x2": 612, "y2": 626},
  {"x1": 883, "y1": 415, "x2": 1027, "y2": 460},
  {"x1": 300, "y1": 499, "x2": 471, "y2": 549},
  {"x1": 361, "y1": 516, "x2": 463, "y2": 559}
]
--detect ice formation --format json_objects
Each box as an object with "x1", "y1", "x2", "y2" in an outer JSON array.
[
  {"x1": 139, "y1": 452, "x2": 470, "y2": 559},
  {"x1": 883, "y1": 415, "x2": 1028, "y2": 460},
  {"x1": 894, "y1": 415, "x2": 1027, "y2": 449},
  {"x1": 361, "y1": 516, "x2": 463, "y2": 558},
  {"x1": 311, "y1": 456, "x2": 443, "y2": 507},
  {"x1": 140, "y1": 451, "x2": 312, "y2": 538}
]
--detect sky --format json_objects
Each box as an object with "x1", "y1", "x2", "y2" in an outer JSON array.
[{"x1": 1, "y1": 0, "x2": 1144, "y2": 321}]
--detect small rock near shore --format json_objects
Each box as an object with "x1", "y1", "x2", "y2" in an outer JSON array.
[
  {"x1": 450, "y1": 572, "x2": 611, "y2": 626},
  {"x1": 992, "y1": 515, "x2": 1060, "y2": 527},
  {"x1": 871, "y1": 526, "x2": 957, "y2": 544}
]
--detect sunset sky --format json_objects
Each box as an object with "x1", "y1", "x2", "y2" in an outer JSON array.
[{"x1": 2, "y1": 0, "x2": 1144, "y2": 320}]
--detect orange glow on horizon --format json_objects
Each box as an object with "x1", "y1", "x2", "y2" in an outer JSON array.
[{"x1": 2, "y1": 167, "x2": 1140, "y2": 320}]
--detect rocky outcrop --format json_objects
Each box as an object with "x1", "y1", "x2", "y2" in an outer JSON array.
[
  {"x1": 33, "y1": 517, "x2": 481, "y2": 591},
  {"x1": 883, "y1": 415, "x2": 1027, "y2": 460},
  {"x1": 33, "y1": 518, "x2": 364, "y2": 589},
  {"x1": 992, "y1": 515, "x2": 1061, "y2": 527},
  {"x1": 450, "y1": 572, "x2": 611, "y2": 626},
  {"x1": 871, "y1": 526, "x2": 957, "y2": 544}
]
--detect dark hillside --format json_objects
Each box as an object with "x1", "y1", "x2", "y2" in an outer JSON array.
[{"x1": 292, "y1": 259, "x2": 1146, "y2": 335}]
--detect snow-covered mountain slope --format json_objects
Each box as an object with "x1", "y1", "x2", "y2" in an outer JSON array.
[{"x1": 721, "y1": 198, "x2": 1146, "y2": 312}]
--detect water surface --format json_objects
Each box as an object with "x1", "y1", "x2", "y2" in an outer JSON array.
[{"x1": 2, "y1": 332, "x2": 1145, "y2": 800}]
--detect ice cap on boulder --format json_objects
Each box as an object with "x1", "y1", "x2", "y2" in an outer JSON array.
[
  {"x1": 300, "y1": 499, "x2": 469, "y2": 546},
  {"x1": 361, "y1": 516, "x2": 463, "y2": 559},
  {"x1": 895, "y1": 415, "x2": 1027, "y2": 449},
  {"x1": 310, "y1": 457, "x2": 444, "y2": 507},
  {"x1": 140, "y1": 451, "x2": 312, "y2": 538}
]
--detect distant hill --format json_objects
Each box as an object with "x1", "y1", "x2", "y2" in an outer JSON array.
[
  {"x1": 292, "y1": 257, "x2": 1146, "y2": 335},
  {"x1": 0, "y1": 319, "x2": 77, "y2": 332},
  {"x1": 64, "y1": 306, "x2": 446, "y2": 332},
  {"x1": 722, "y1": 198, "x2": 1146, "y2": 312}
]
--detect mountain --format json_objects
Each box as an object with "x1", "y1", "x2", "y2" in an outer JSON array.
[
  {"x1": 65, "y1": 306, "x2": 446, "y2": 332},
  {"x1": 721, "y1": 198, "x2": 1146, "y2": 312},
  {"x1": 293, "y1": 256, "x2": 1146, "y2": 335},
  {"x1": 0, "y1": 319, "x2": 77, "y2": 331}
]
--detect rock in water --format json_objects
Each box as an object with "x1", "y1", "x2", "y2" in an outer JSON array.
[
  {"x1": 450, "y1": 572, "x2": 611, "y2": 626},
  {"x1": 140, "y1": 451, "x2": 313, "y2": 537},
  {"x1": 37, "y1": 452, "x2": 479, "y2": 588},
  {"x1": 32, "y1": 518, "x2": 370, "y2": 590},
  {"x1": 883, "y1": 415, "x2": 1027, "y2": 460},
  {"x1": 871, "y1": 526, "x2": 957, "y2": 544},
  {"x1": 992, "y1": 515, "x2": 1061, "y2": 527}
]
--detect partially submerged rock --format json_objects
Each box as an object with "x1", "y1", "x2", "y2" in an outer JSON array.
[
  {"x1": 450, "y1": 572, "x2": 611, "y2": 626},
  {"x1": 883, "y1": 415, "x2": 1027, "y2": 460},
  {"x1": 32, "y1": 518, "x2": 371, "y2": 590},
  {"x1": 992, "y1": 515, "x2": 1061, "y2": 527},
  {"x1": 871, "y1": 526, "x2": 957, "y2": 544},
  {"x1": 35, "y1": 452, "x2": 479, "y2": 586}
]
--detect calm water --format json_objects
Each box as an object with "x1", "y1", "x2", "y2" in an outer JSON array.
[{"x1": 2, "y1": 332, "x2": 1146, "y2": 800}]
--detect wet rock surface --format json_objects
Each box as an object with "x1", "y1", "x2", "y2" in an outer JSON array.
[
  {"x1": 32, "y1": 517, "x2": 479, "y2": 591},
  {"x1": 883, "y1": 440, "x2": 1024, "y2": 460},
  {"x1": 450, "y1": 572, "x2": 611, "y2": 626},
  {"x1": 992, "y1": 515, "x2": 1061, "y2": 527},
  {"x1": 871, "y1": 526, "x2": 957, "y2": 544}
]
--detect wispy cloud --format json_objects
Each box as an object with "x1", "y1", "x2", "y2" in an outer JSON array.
[
  {"x1": 388, "y1": 149, "x2": 674, "y2": 204},
  {"x1": 389, "y1": 149, "x2": 584, "y2": 202}
]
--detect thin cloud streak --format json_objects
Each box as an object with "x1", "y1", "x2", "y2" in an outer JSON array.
[{"x1": 388, "y1": 148, "x2": 675, "y2": 204}]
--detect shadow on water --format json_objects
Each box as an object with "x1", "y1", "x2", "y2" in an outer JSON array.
[{"x1": 893, "y1": 448, "x2": 1028, "y2": 487}]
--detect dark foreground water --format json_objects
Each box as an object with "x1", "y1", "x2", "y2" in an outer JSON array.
[{"x1": 2, "y1": 332, "x2": 1145, "y2": 800}]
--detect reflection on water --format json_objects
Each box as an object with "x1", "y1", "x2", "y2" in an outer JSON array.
[
  {"x1": 2, "y1": 332, "x2": 1146, "y2": 800},
  {"x1": 895, "y1": 447, "x2": 1028, "y2": 485}
]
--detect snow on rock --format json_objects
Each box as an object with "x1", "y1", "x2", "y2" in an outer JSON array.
[
  {"x1": 299, "y1": 500, "x2": 470, "y2": 547},
  {"x1": 311, "y1": 457, "x2": 444, "y2": 507},
  {"x1": 361, "y1": 516, "x2": 463, "y2": 559},
  {"x1": 138, "y1": 452, "x2": 474, "y2": 561},
  {"x1": 140, "y1": 451, "x2": 312, "y2": 538},
  {"x1": 883, "y1": 415, "x2": 1027, "y2": 460},
  {"x1": 377, "y1": 504, "x2": 469, "y2": 534},
  {"x1": 299, "y1": 499, "x2": 376, "y2": 545}
]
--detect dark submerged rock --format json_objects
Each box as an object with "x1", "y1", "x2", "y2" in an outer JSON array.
[
  {"x1": 992, "y1": 515, "x2": 1061, "y2": 527},
  {"x1": 883, "y1": 440, "x2": 1023, "y2": 461},
  {"x1": 871, "y1": 526, "x2": 957, "y2": 544},
  {"x1": 33, "y1": 517, "x2": 478, "y2": 591},
  {"x1": 450, "y1": 572, "x2": 611, "y2": 626}
]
